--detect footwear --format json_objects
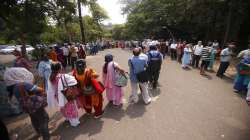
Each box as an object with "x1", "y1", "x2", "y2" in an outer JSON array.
[
  {"x1": 94, "y1": 111, "x2": 104, "y2": 119},
  {"x1": 144, "y1": 101, "x2": 151, "y2": 105}
]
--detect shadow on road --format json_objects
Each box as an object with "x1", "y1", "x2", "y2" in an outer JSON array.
[
  {"x1": 125, "y1": 101, "x2": 146, "y2": 119},
  {"x1": 51, "y1": 114, "x2": 104, "y2": 140},
  {"x1": 103, "y1": 104, "x2": 126, "y2": 121},
  {"x1": 201, "y1": 74, "x2": 213, "y2": 80}
]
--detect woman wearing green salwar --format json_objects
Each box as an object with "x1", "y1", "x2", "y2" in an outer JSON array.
[{"x1": 208, "y1": 47, "x2": 217, "y2": 70}]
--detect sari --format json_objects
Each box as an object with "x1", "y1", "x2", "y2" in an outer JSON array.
[{"x1": 73, "y1": 68, "x2": 103, "y2": 116}]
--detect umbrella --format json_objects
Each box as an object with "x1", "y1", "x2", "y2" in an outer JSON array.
[{"x1": 4, "y1": 67, "x2": 34, "y2": 86}]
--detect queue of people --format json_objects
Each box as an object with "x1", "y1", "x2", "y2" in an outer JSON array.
[
  {"x1": 2, "y1": 40, "x2": 165, "y2": 140},
  {"x1": 3, "y1": 38, "x2": 250, "y2": 140}
]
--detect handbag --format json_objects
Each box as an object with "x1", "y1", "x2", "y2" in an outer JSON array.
[
  {"x1": 82, "y1": 83, "x2": 96, "y2": 95},
  {"x1": 18, "y1": 83, "x2": 47, "y2": 114},
  {"x1": 130, "y1": 60, "x2": 149, "y2": 83},
  {"x1": 113, "y1": 62, "x2": 128, "y2": 87},
  {"x1": 61, "y1": 75, "x2": 80, "y2": 101}
]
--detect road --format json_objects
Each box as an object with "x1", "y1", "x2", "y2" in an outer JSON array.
[{"x1": 7, "y1": 48, "x2": 250, "y2": 140}]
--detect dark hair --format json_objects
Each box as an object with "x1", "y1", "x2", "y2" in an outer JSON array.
[
  {"x1": 133, "y1": 49, "x2": 140, "y2": 56},
  {"x1": 50, "y1": 62, "x2": 61, "y2": 82},
  {"x1": 103, "y1": 54, "x2": 113, "y2": 74}
]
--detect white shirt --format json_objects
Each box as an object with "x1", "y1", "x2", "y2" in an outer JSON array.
[
  {"x1": 220, "y1": 48, "x2": 232, "y2": 62},
  {"x1": 62, "y1": 46, "x2": 69, "y2": 56},
  {"x1": 193, "y1": 45, "x2": 203, "y2": 55},
  {"x1": 139, "y1": 53, "x2": 148, "y2": 62},
  {"x1": 170, "y1": 43, "x2": 177, "y2": 49}
]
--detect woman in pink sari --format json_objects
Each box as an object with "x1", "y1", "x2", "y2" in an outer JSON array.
[{"x1": 102, "y1": 54, "x2": 125, "y2": 106}]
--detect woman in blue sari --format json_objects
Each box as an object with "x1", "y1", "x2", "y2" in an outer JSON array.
[{"x1": 234, "y1": 56, "x2": 250, "y2": 92}]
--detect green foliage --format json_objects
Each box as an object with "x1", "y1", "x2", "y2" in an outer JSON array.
[
  {"x1": 121, "y1": 0, "x2": 250, "y2": 49},
  {"x1": 0, "y1": 0, "x2": 49, "y2": 46}
]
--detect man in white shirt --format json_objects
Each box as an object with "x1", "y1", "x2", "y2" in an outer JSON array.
[
  {"x1": 170, "y1": 40, "x2": 177, "y2": 60},
  {"x1": 62, "y1": 44, "x2": 70, "y2": 66},
  {"x1": 216, "y1": 43, "x2": 235, "y2": 78},
  {"x1": 192, "y1": 41, "x2": 203, "y2": 68}
]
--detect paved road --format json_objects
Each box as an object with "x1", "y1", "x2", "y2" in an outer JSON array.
[{"x1": 7, "y1": 48, "x2": 250, "y2": 140}]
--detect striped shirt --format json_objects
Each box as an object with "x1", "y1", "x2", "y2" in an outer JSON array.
[{"x1": 201, "y1": 46, "x2": 212, "y2": 61}]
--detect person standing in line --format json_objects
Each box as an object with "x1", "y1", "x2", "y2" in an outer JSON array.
[
  {"x1": 200, "y1": 42, "x2": 213, "y2": 75},
  {"x1": 78, "y1": 44, "x2": 86, "y2": 59},
  {"x1": 182, "y1": 44, "x2": 193, "y2": 69},
  {"x1": 192, "y1": 41, "x2": 203, "y2": 68},
  {"x1": 70, "y1": 44, "x2": 78, "y2": 70},
  {"x1": 170, "y1": 40, "x2": 177, "y2": 60},
  {"x1": 237, "y1": 44, "x2": 250, "y2": 59},
  {"x1": 159, "y1": 41, "x2": 166, "y2": 59},
  {"x1": 12, "y1": 50, "x2": 32, "y2": 71},
  {"x1": 73, "y1": 59, "x2": 104, "y2": 118},
  {"x1": 234, "y1": 56, "x2": 250, "y2": 93},
  {"x1": 102, "y1": 54, "x2": 126, "y2": 106},
  {"x1": 128, "y1": 48, "x2": 151, "y2": 104},
  {"x1": 165, "y1": 39, "x2": 170, "y2": 55},
  {"x1": 38, "y1": 54, "x2": 52, "y2": 91},
  {"x1": 6, "y1": 81, "x2": 60, "y2": 140},
  {"x1": 48, "y1": 47, "x2": 58, "y2": 62},
  {"x1": 176, "y1": 40, "x2": 183, "y2": 63},
  {"x1": 139, "y1": 47, "x2": 149, "y2": 62},
  {"x1": 47, "y1": 62, "x2": 80, "y2": 127},
  {"x1": 216, "y1": 43, "x2": 235, "y2": 78},
  {"x1": 207, "y1": 45, "x2": 218, "y2": 71},
  {"x1": 55, "y1": 45, "x2": 65, "y2": 69},
  {"x1": 147, "y1": 45, "x2": 163, "y2": 89},
  {"x1": 62, "y1": 44, "x2": 70, "y2": 66}
]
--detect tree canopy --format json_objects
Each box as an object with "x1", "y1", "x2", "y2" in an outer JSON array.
[{"x1": 120, "y1": 0, "x2": 250, "y2": 49}]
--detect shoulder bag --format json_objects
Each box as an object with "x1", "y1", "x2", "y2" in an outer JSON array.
[{"x1": 61, "y1": 75, "x2": 80, "y2": 101}]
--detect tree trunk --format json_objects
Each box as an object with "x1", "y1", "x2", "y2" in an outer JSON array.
[
  {"x1": 77, "y1": 0, "x2": 85, "y2": 44},
  {"x1": 223, "y1": 0, "x2": 233, "y2": 47}
]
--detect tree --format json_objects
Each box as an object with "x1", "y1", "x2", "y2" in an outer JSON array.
[
  {"x1": 121, "y1": 0, "x2": 250, "y2": 50},
  {"x1": 0, "y1": 0, "x2": 50, "y2": 55}
]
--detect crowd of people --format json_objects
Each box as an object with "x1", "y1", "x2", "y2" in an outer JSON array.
[
  {"x1": 2, "y1": 38, "x2": 250, "y2": 140},
  {"x1": 141, "y1": 39, "x2": 250, "y2": 105}
]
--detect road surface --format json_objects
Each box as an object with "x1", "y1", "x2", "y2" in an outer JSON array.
[{"x1": 6, "y1": 48, "x2": 250, "y2": 140}]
